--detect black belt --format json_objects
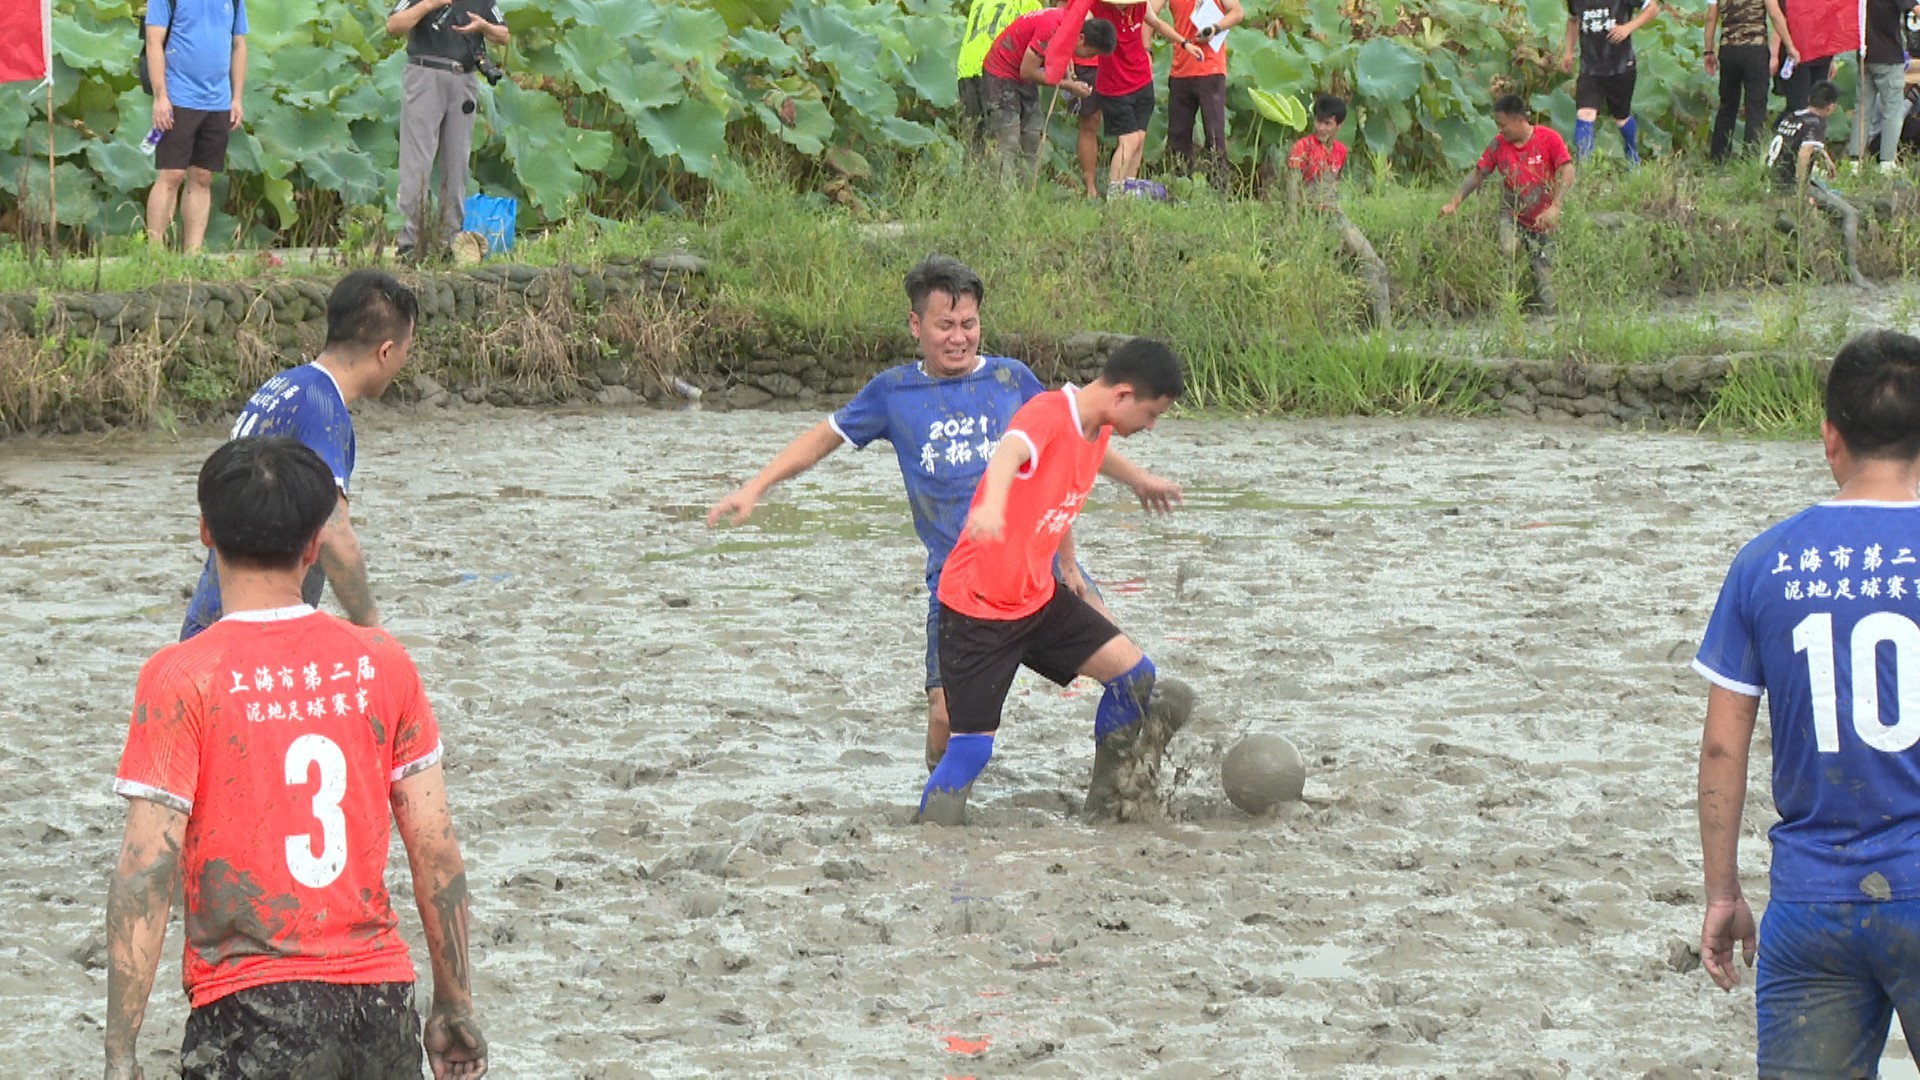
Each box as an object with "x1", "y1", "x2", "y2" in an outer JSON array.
[{"x1": 407, "y1": 55, "x2": 470, "y2": 73}]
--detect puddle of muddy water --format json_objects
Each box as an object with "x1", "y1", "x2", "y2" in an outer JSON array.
[{"x1": 0, "y1": 405, "x2": 1898, "y2": 1076}]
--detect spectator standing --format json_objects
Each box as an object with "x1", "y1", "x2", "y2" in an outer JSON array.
[
  {"x1": 1562, "y1": 0, "x2": 1661, "y2": 164},
  {"x1": 1854, "y1": 0, "x2": 1919, "y2": 170},
  {"x1": 958, "y1": 0, "x2": 1044, "y2": 148},
  {"x1": 143, "y1": 0, "x2": 246, "y2": 254},
  {"x1": 1704, "y1": 0, "x2": 1796, "y2": 162},
  {"x1": 385, "y1": 0, "x2": 509, "y2": 263},
  {"x1": 1164, "y1": 0, "x2": 1243, "y2": 187}
]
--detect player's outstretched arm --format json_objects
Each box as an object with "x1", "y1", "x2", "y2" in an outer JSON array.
[
  {"x1": 105, "y1": 799, "x2": 186, "y2": 1080},
  {"x1": 1697, "y1": 684, "x2": 1760, "y2": 991},
  {"x1": 317, "y1": 492, "x2": 380, "y2": 628},
  {"x1": 706, "y1": 421, "x2": 844, "y2": 527},
  {"x1": 394, "y1": 764, "x2": 488, "y2": 1079},
  {"x1": 1440, "y1": 168, "x2": 1484, "y2": 216},
  {"x1": 1099, "y1": 448, "x2": 1182, "y2": 513}
]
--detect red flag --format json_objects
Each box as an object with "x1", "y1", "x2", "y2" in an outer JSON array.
[
  {"x1": 1784, "y1": 0, "x2": 1861, "y2": 63},
  {"x1": 1043, "y1": 0, "x2": 1094, "y2": 85},
  {"x1": 0, "y1": 0, "x2": 52, "y2": 84}
]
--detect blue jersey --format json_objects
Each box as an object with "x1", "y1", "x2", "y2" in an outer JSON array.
[
  {"x1": 181, "y1": 364, "x2": 354, "y2": 638},
  {"x1": 1695, "y1": 501, "x2": 1920, "y2": 903},
  {"x1": 829, "y1": 355, "x2": 1045, "y2": 587},
  {"x1": 147, "y1": 0, "x2": 248, "y2": 112}
]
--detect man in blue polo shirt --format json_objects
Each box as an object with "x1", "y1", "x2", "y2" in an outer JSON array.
[
  {"x1": 144, "y1": 0, "x2": 247, "y2": 253},
  {"x1": 1694, "y1": 329, "x2": 1920, "y2": 1075},
  {"x1": 181, "y1": 270, "x2": 417, "y2": 640},
  {"x1": 708, "y1": 255, "x2": 1181, "y2": 770}
]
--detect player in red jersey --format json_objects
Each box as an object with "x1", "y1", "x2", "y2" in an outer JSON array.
[
  {"x1": 922, "y1": 339, "x2": 1194, "y2": 825},
  {"x1": 1440, "y1": 93, "x2": 1575, "y2": 314},
  {"x1": 106, "y1": 437, "x2": 485, "y2": 1080}
]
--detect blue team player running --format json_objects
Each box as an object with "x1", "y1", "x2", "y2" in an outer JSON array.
[
  {"x1": 180, "y1": 269, "x2": 417, "y2": 639},
  {"x1": 1693, "y1": 329, "x2": 1920, "y2": 1076},
  {"x1": 706, "y1": 255, "x2": 1181, "y2": 770}
]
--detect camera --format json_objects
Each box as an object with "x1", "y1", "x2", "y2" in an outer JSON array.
[{"x1": 473, "y1": 54, "x2": 504, "y2": 85}]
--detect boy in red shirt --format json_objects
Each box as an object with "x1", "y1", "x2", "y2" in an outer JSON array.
[
  {"x1": 1440, "y1": 93, "x2": 1575, "y2": 314},
  {"x1": 923, "y1": 339, "x2": 1194, "y2": 825},
  {"x1": 106, "y1": 437, "x2": 485, "y2": 1080},
  {"x1": 1286, "y1": 94, "x2": 1390, "y2": 327}
]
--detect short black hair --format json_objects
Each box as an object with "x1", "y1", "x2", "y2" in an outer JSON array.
[
  {"x1": 1810, "y1": 80, "x2": 1841, "y2": 109},
  {"x1": 325, "y1": 269, "x2": 418, "y2": 354},
  {"x1": 1079, "y1": 17, "x2": 1118, "y2": 54},
  {"x1": 1313, "y1": 94, "x2": 1347, "y2": 123},
  {"x1": 903, "y1": 255, "x2": 985, "y2": 317},
  {"x1": 1826, "y1": 330, "x2": 1920, "y2": 460},
  {"x1": 199, "y1": 437, "x2": 338, "y2": 572},
  {"x1": 1100, "y1": 338, "x2": 1185, "y2": 401},
  {"x1": 1493, "y1": 94, "x2": 1528, "y2": 119}
]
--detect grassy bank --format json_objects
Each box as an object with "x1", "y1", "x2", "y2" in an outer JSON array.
[{"x1": 1, "y1": 156, "x2": 1900, "y2": 435}]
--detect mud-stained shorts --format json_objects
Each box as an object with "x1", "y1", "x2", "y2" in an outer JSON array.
[
  {"x1": 182, "y1": 980, "x2": 422, "y2": 1079},
  {"x1": 938, "y1": 585, "x2": 1119, "y2": 735}
]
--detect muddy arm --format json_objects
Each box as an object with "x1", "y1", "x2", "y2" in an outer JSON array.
[
  {"x1": 707, "y1": 420, "x2": 843, "y2": 527},
  {"x1": 105, "y1": 799, "x2": 186, "y2": 1080},
  {"x1": 1100, "y1": 448, "x2": 1182, "y2": 512},
  {"x1": 1697, "y1": 684, "x2": 1759, "y2": 990},
  {"x1": 318, "y1": 492, "x2": 379, "y2": 628},
  {"x1": 393, "y1": 764, "x2": 488, "y2": 1078}
]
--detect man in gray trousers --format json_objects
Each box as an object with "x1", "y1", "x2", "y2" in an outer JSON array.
[{"x1": 385, "y1": 0, "x2": 508, "y2": 262}]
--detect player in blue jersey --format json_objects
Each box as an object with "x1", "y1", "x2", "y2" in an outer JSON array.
[
  {"x1": 180, "y1": 270, "x2": 417, "y2": 640},
  {"x1": 1694, "y1": 329, "x2": 1920, "y2": 1076},
  {"x1": 706, "y1": 255, "x2": 1181, "y2": 770}
]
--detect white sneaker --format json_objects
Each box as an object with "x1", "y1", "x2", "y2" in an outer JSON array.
[{"x1": 1881, "y1": 161, "x2": 1901, "y2": 175}]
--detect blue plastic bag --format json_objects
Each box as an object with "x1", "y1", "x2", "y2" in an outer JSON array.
[{"x1": 462, "y1": 194, "x2": 517, "y2": 256}]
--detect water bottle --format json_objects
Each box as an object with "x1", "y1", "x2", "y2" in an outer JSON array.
[
  {"x1": 138, "y1": 126, "x2": 163, "y2": 155},
  {"x1": 1780, "y1": 56, "x2": 1796, "y2": 80}
]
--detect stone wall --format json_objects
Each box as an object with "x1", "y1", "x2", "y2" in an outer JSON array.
[{"x1": 0, "y1": 254, "x2": 1819, "y2": 432}]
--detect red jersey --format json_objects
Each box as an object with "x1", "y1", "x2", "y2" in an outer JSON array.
[
  {"x1": 1475, "y1": 124, "x2": 1573, "y2": 233},
  {"x1": 114, "y1": 607, "x2": 443, "y2": 1008},
  {"x1": 984, "y1": 7, "x2": 1066, "y2": 81},
  {"x1": 1091, "y1": 0, "x2": 1152, "y2": 95},
  {"x1": 938, "y1": 386, "x2": 1111, "y2": 620},
  {"x1": 1167, "y1": 0, "x2": 1226, "y2": 78},
  {"x1": 1287, "y1": 134, "x2": 1348, "y2": 208}
]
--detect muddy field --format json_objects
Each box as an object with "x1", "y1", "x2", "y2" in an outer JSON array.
[{"x1": 3, "y1": 403, "x2": 1915, "y2": 1078}]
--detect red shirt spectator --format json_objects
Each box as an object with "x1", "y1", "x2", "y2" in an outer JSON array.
[
  {"x1": 1288, "y1": 133, "x2": 1348, "y2": 185},
  {"x1": 1476, "y1": 124, "x2": 1573, "y2": 232}
]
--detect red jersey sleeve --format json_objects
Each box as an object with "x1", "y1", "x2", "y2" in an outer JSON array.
[
  {"x1": 115, "y1": 648, "x2": 205, "y2": 814},
  {"x1": 375, "y1": 636, "x2": 443, "y2": 781},
  {"x1": 1005, "y1": 390, "x2": 1068, "y2": 481},
  {"x1": 1476, "y1": 140, "x2": 1499, "y2": 174},
  {"x1": 1287, "y1": 136, "x2": 1311, "y2": 173}
]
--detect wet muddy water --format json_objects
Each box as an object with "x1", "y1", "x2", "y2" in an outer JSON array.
[{"x1": 4, "y1": 404, "x2": 1915, "y2": 1077}]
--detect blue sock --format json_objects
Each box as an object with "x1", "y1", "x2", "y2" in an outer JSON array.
[
  {"x1": 1574, "y1": 119, "x2": 1595, "y2": 160},
  {"x1": 1619, "y1": 115, "x2": 1639, "y2": 165},
  {"x1": 1094, "y1": 656, "x2": 1157, "y2": 742},
  {"x1": 920, "y1": 733, "x2": 994, "y2": 813}
]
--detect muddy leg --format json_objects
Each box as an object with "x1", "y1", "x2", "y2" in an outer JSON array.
[{"x1": 1085, "y1": 677, "x2": 1195, "y2": 823}]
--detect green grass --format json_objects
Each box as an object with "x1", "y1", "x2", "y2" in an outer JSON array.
[{"x1": 0, "y1": 152, "x2": 1900, "y2": 429}]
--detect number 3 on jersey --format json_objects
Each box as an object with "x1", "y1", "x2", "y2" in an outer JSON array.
[
  {"x1": 285, "y1": 734, "x2": 349, "y2": 887},
  {"x1": 1794, "y1": 612, "x2": 1920, "y2": 753}
]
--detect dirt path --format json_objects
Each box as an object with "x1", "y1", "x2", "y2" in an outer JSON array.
[{"x1": 3, "y1": 404, "x2": 1914, "y2": 1077}]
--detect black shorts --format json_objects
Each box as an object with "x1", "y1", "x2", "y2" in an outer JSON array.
[
  {"x1": 181, "y1": 980, "x2": 423, "y2": 1079},
  {"x1": 154, "y1": 106, "x2": 232, "y2": 172},
  {"x1": 1575, "y1": 68, "x2": 1637, "y2": 120},
  {"x1": 1098, "y1": 83, "x2": 1155, "y2": 138},
  {"x1": 1068, "y1": 63, "x2": 1101, "y2": 118},
  {"x1": 938, "y1": 587, "x2": 1120, "y2": 735}
]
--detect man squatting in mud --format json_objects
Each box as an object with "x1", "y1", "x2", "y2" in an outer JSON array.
[
  {"x1": 708, "y1": 255, "x2": 1181, "y2": 774},
  {"x1": 107, "y1": 437, "x2": 485, "y2": 1079}
]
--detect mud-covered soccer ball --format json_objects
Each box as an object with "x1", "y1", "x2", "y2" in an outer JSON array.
[{"x1": 1221, "y1": 734, "x2": 1306, "y2": 814}]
